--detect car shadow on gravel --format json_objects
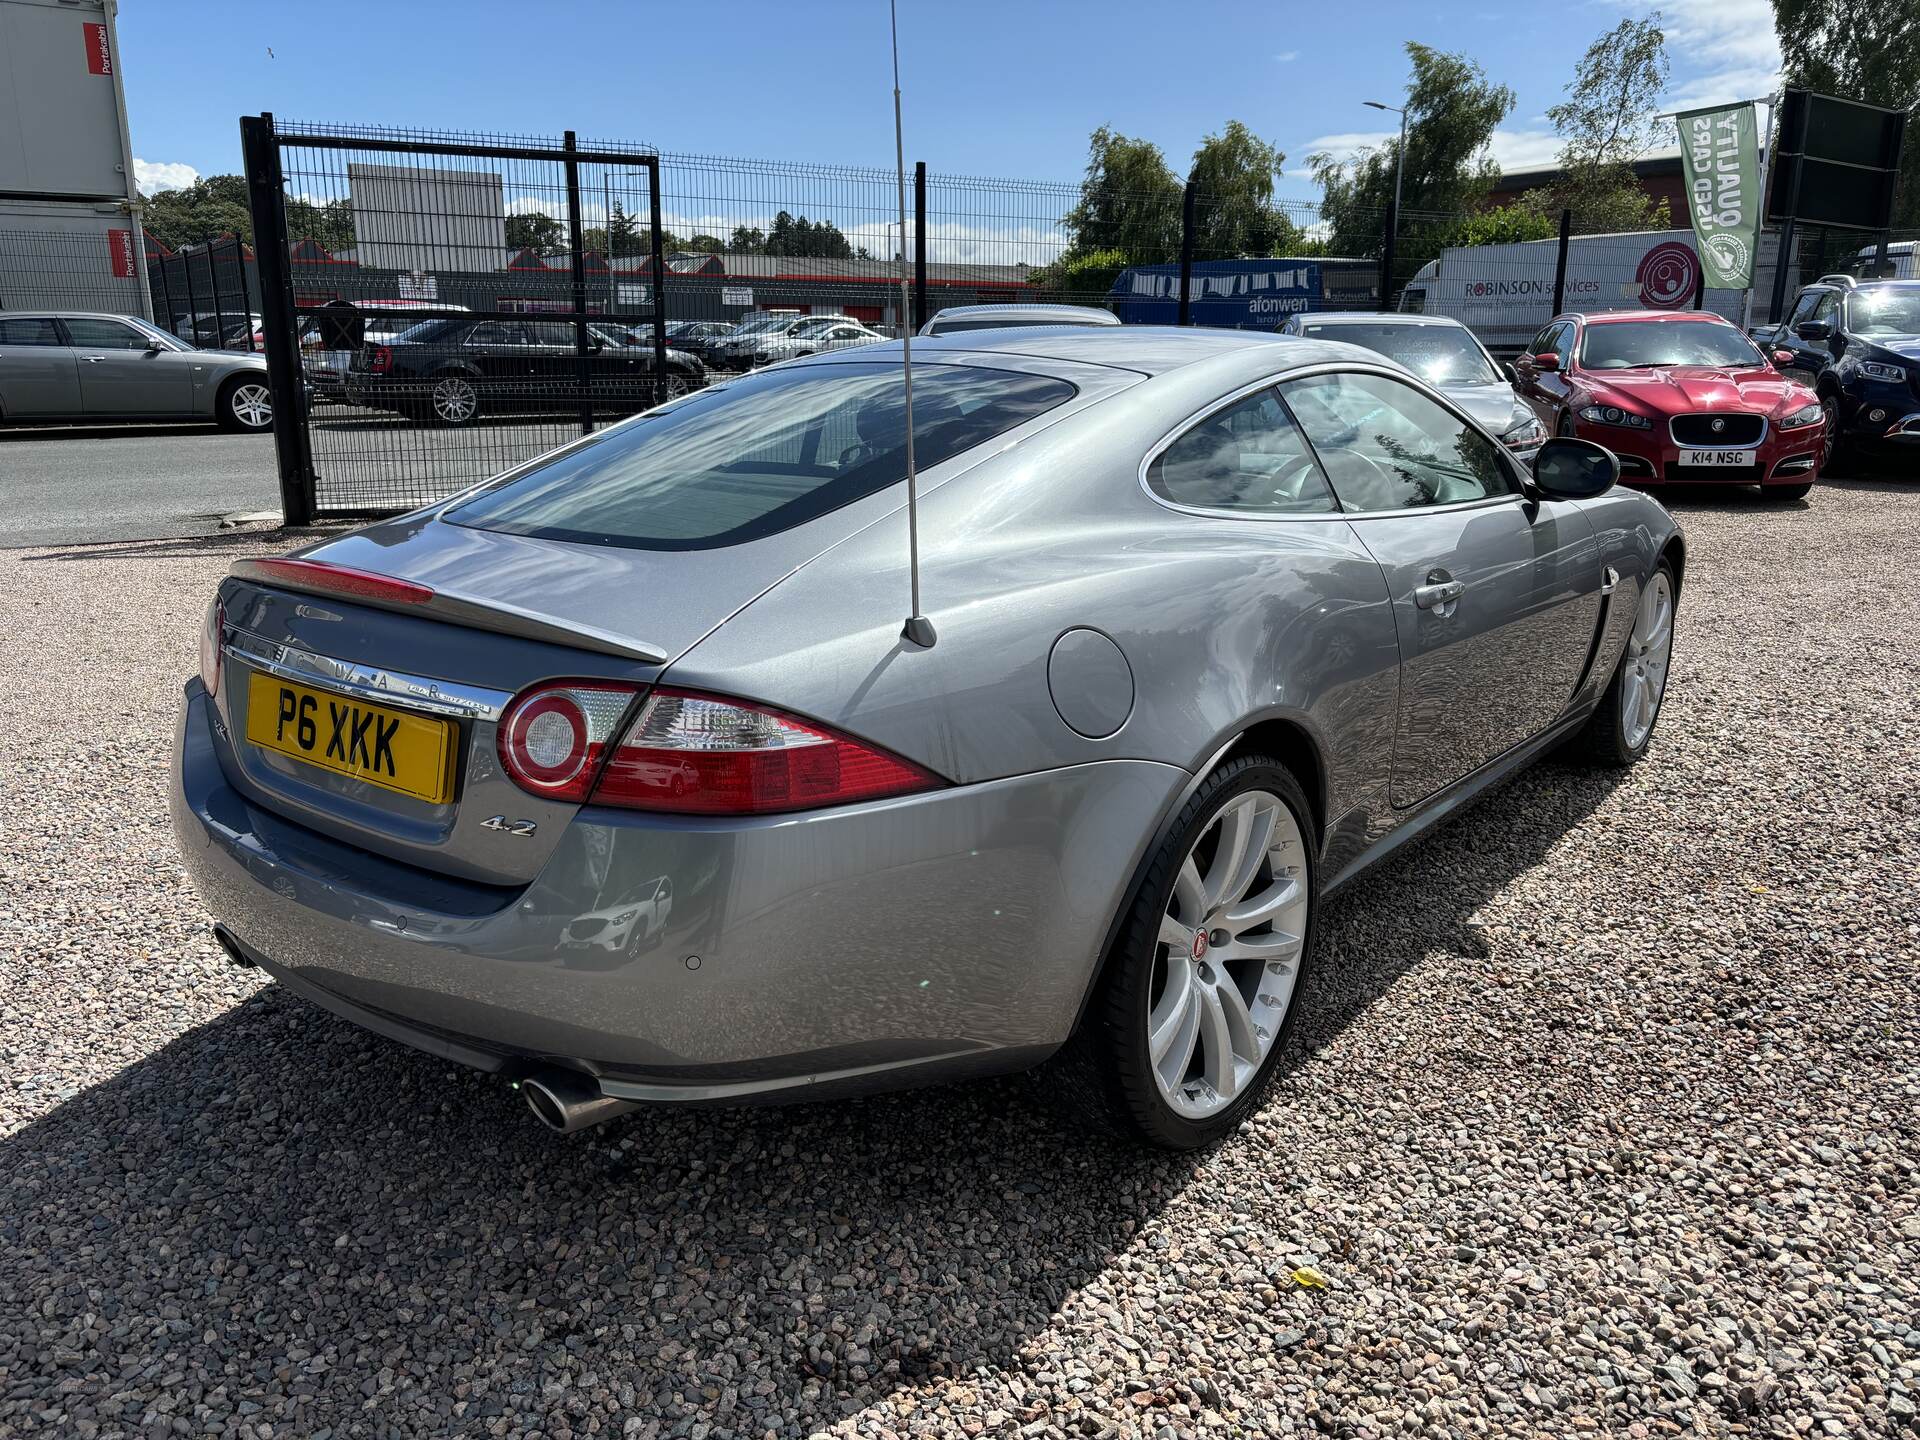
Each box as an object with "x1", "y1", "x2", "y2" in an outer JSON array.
[{"x1": 0, "y1": 760, "x2": 1622, "y2": 1435}]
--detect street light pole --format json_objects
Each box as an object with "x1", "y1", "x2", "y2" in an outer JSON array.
[{"x1": 1364, "y1": 99, "x2": 1408, "y2": 310}]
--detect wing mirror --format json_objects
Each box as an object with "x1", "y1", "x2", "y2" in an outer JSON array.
[
  {"x1": 1771, "y1": 349, "x2": 1796, "y2": 369},
  {"x1": 1794, "y1": 320, "x2": 1832, "y2": 342},
  {"x1": 145, "y1": 337, "x2": 166, "y2": 352},
  {"x1": 1530, "y1": 437, "x2": 1618, "y2": 500},
  {"x1": 1531, "y1": 351, "x2": 1560, "y2": 372}
]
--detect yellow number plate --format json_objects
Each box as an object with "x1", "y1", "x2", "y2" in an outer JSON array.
[{"x1": 245, "y1": 673, "x2": 455, "y2": 804}]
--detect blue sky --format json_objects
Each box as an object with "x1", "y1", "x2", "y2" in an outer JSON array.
[{"x1": 120, "y1": 0, "x2": 1781, "y2": 206}]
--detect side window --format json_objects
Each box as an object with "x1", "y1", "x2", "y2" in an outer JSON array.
[
  {"x1": 1527, "y1": 323, "x2": 1561, "y2": 357},
  {"x1": 0, "y1": 318, "x2": 64, "y2": 346},
  {"x1": 1280, "y1": 371, "x2": 1515, "y2": 513},
  {"x1": 1147, "y1": 388, "x2": 1338, "y2": 515},
  {"x1": 1553, "y1": 324, "x2": 1576, "y2": 367},
  {"x1": 63, "y1": 318, "x2": 146, "y2": 350},
  {"x1": 466, "y1": 323, "x2": 510, "y2": 347},
  {"x1": 1784, "y1": 290, "x2": 1821, "y2": 331},
  {"x1": 1809, "y1": 291, "x2": 1839, "y2": 328}
]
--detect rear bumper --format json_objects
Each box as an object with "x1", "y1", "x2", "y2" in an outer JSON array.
[{"x1": 171, "y1": 683, "x2": 1183, "y2": 1101}]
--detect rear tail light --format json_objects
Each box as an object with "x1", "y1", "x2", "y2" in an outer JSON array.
[
  {"x1": 497, "y1": 681, "x2": 641, "y2": 802},
  {"x1": 198, "y1": 595, "x2": 224, "y2": 698},
  {"x1": 233, "y1": 557, "x2": 435, "y2": 606},
  {"x1": 369, "y1": 345, "x2": 393, "y2": 374},
  {"x1": 590, "y1": 687, "x2": 943, "y2": 815}
]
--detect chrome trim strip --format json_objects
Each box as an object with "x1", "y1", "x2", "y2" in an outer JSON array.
[
  {"x1": 1667, "y1": 414, "x2": 1769, "y2": 448},
  {"x1": 223, "y1": 629, "x2": 512, "y2": 721}
]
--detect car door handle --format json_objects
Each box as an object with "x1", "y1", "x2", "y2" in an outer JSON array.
[
  {"x1": 80, "y1": 354, "x2": 107, "y2": 363},
  {"x1": 1413, "y1": 578, "x2": 1464, "y2": 610}
]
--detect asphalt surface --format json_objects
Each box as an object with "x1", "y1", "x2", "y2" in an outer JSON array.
[
  {"x1": 0, "y1": 426, "x2": 280, "y2": 548},
  {"x1": 0, "y1": 475, "x2": 1916, "y2": 1438}
]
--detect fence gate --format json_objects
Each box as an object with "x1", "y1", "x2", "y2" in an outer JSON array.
[{"x1": 240, "y1": 116, "x2": 667, "y2": 523}]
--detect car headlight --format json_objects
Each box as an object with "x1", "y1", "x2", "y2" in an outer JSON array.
[
  {"x1": 1576, "y1": 404, "x2": 1651, "y2": 430},
  {"x1": 1779, "y1": 402, "x2": 1823, "y2": 429},
  {"x1": 1498, "y1": 412, "x2": 1546, "y2": 450},
  {"x1": 1859, "y1": 360, "x2": 1907, "y2": 383}
]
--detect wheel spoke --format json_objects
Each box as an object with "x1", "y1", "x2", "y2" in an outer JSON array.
[
  {"x1": 1173, "y1": 856, "x2": 1207, "y2": 924},
  {"x1": 1228, "y1": 927, "x2": 1305, "y2": 962},
  {"x1": 1151, "y1": 979, "x2": 1201, "y2": 1088},
  {"x1": 1158, "y1": 913, "x2": 1196, "y2": 952},
  {"x1": 1223, "y1": 873, "x2": 1303, "y2": 936},
  {"x1": 1211, "y1": 977, "x2": 1261, "y2": 1063},
  {"x1": 1195, "y1": 984, "x2": 1239, "y2": 1099},
  {"x1": 1203, "y1": 796, "x2": 1257, "y2": 910}
]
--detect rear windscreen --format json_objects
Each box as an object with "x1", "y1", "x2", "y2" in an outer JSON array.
[{"x1": 445, "y1": 361, "x2": 1077, "y2": 550}]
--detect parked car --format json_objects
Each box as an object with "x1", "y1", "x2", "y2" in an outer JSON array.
[
  {"x1": 662, "y1": 320, "x2": 736, "y2": 365},
  {"x1": 711, "y1": 314, "x2": 874, "y2": 370},
  {"x1": 0, "y1": 312, "x2": 274, "y2": 430},
  {"x1": 1280, "y1": 312, "x2": 1545, "y2": 456},
  {"x1": 173, "y1": 326, "x2": 1682, "y2": 1150},
  {"x1": 1758, "y1": 277, "x2": 1920, "y2": 467},
  {"x1": 343, "y1": 316, "x2": 706, "y2": 426},
  {"x1": 1512, "y1": 310, "x2": 1825, "y2": 498},
  {"x1": 173, "y1": 311, "x2": 265, "y2": 352},
  {"x1": 919, "y1": 303, "x2": 1121, "y2": 336}
]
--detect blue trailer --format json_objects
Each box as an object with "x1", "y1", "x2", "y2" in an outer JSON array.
[{"x1": 1110, "y1": 257, "x2": 1380, "y2": 328}]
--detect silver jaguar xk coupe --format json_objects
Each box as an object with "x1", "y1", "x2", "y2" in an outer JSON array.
[{"x1": 171, "y1": 326, "x2": 1682, "y2": 1149}]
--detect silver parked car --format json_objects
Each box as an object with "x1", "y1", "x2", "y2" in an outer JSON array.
[
  {"x1": 0, "y1": 312, "x2": 273, "y2": 430},
  {"x1": 1281, "y1": 312, "x2": 1546, "y2": 456},
  {"x1": 171, "y1": 327, "x2": 1681, "y2": 1148},
  {"x1": 919, "y1": 303, "x2": 1122, "y2": 336}
]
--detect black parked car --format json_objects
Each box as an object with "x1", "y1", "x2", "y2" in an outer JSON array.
[
  {"x1": 661, "y1": 319, "x2": 736, "y2": 364},
  {"x1": 1763, "y1": 277, "x2": 1920, "y2": 467},
  {"x1": 346, "y1": 317, "x2": 706, "y2": 427}
]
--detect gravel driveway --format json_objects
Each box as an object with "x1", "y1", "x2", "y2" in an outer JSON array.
[{"x1": 1, "y1": 484, "x2": 1916, "y2": 1439}]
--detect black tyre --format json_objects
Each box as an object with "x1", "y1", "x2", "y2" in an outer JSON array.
[
  {"x1": 1819, "y1": 392, "x2": 1845, "y2": 473},
  {"x1": 1571, "y1": 559, "x2": 1676, "y2": 767},
  {"x1": 1078, "y1": 756, "x2": 1318, "y2": 1149},
  {"x1": 217, "y1": 375, "x2": 274, "y2": 433}
]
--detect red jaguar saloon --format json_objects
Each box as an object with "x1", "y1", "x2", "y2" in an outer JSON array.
[{"x1": 1513, "y1": 311, "x2": 1825, "y2": 498}]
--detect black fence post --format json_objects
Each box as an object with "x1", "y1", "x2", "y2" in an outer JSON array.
[
  {"x1": 1177, "y1": 180, "x2": 1197, "y2": 326},
  {"x1": 234, "y1": 237, "x2": 256, "y2": 350},
  {"x1": 207, "y1": 241, "x2": 227, "y2": 349},
  {"x1": 181, "y1": 237, "x2": 202, "y2": 340},
  {"x1": 154, "y1": 255, "x2": 174, "y2": 335},
  {"x1": 647, "y1": 160, "x2": 667, "y2": 400},
  {"x1": 239, "y1": 112, "x2": 315, "y2": 527},
  {"x1": 1692, "y1": 261, "x2": 1706, "y2": 309},
  {"x1": 563, "y1": 132, "x2": 594, "y2": 435},
  {"x1": 1377, "y1": 200, "x2": 1397, "y2": 313},
  {"x1": 913, "y1": 161, "x2": 928, "y2": 333},
  {"x1": 1551, "y1": 209, "x2": 1572, "y2": 315}
]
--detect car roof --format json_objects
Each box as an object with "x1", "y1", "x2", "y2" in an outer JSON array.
[
  {"x1": 6, "y1": 311, "x2": 150, "y2": 322},
  {"x1": 1577, "y1": 310, "x2": 1735, "y2": 325},
  {"x1": 840, "y1": 324, "x2": 1359, "y2": 378},
  {"x1": 1294, "y1": 311, "x2": 1469, "y2": 329},
  {"x1": 929, "y1": 303, "x2": 1121, "y2": 323}
]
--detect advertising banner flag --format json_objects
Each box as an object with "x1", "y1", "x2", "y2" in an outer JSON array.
[
  {"x1": 1676, "y1": 102, "x2": 1762, "y2": 289},
  {"x1": 83, "y1": 20, "x2": 113, "y2": 75}
]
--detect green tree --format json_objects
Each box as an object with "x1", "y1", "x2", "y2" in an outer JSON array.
[
  {"x1": 141, "y1": 174, "x2": 254, "y2": 249},
  {"x1": 1060, "y1": 127, "x2": 1183, "y2": 262},
  {"x1": 729, "y1": 224, "x2": 767, "y2": 252},
  {"x1": 1309, "y1": 43, "x2": 1517, "y2": 254},
  {"x1": 682, "y1": 233, "x2": 728, "y2": 253},
  {"x1": 1187, "y1": 120, "x2": 1305, "y2": 257},
  {"x1": 762, "y1": 211, "x2": 856, "y2": 258},
  {"x1": 285, "y1": 196, "x2": 356, "y2": 253},
  {"x1": 1533, "y1": 16, "x2": 1673, "y2": 232},
  {"x1": 1771, "y1": 0, "x2": 1920, "y2": 227},
  {"x1": 505, "y1": 211, "x2": 566, "y2": 253},
  {"x1": 1440, "y1": 203, "x2": 1561, "y2": 247},
  {"x1": 1024, "y1": 247, "x2": 1132, "y2": 304}
]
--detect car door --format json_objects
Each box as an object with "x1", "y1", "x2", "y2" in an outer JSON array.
[
  {"x1": 1780, "y1": 288, "x2": 1840, "y2": 384},
  {"x1": 1280, "y1": 367, "x2": 1602, "y2": 808},
  {"x1": 0, "y1": 316, "x2": 80, "y2": 417},
  {"x1": 1512, "y1": 321, "x2": 1567, "y2": 426},
  {"x1": 64, "y1": 317, "x2": 195, "y2": 416}
]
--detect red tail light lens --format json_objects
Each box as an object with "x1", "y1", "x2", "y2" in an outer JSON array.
[
  {"x1": 497, "y1": 681, "x2": 641, "y2": 802},
  {"x1": 235, "y1": 558, "x2": 435, "y2": 606},
  {"x1": 370, "y1": 344, "x2": 393, "y2": 374},
  {"x1": 591, "y1": 687, "x2": 943, "y2": 815},
  {"x1": 198, "y1": 595, "x2": 224, "y2": 698}
]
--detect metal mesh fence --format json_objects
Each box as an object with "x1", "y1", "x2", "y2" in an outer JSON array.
[{"x1": 0, "y1": 227, "x2": 150, "y2": 317}]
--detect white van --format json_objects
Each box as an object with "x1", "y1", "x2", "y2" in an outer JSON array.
[{"x1": 1399, "y1": 228, "x2": 1771, "y2": 356}]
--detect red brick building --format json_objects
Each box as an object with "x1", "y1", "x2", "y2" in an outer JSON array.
[{"x1": 1482, "y1": 148, "x2": 1687, "y2": 217}]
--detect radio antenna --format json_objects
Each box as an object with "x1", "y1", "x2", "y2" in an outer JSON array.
[{"x1": 891, "y1": 0, "x2": 935, "y2": 648}]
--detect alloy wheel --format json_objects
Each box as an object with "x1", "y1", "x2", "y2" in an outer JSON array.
[
  {"x1": 1819, "y1": 395, "x2": 1838, "y2": 468},
  {"x1": 662, "y1": 375, "x2": 689, "y2": 401},
  {"x1": 1147, "y1": 788, "x2": 1309, "y2": 1120},
  {"x1": 1620, "y1": 571, "x2": 1674, "y2": 750},
  {"x1": 432, "y1": 376, "x2": 478, "y2": 424},
  {"x1": 230, "y1": 382, "x2": 273, "y2": 430}
]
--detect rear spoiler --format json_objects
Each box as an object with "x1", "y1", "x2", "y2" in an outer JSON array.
[{"x1": 229, "y1": 557, "x2": 670, "y2": 664}]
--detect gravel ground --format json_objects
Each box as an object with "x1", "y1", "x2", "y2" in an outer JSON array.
[{"x1": 1, "y1": 480, "x2": 1916, "y2": 1440}]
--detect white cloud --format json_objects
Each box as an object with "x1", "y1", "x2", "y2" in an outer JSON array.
[
  {"x1": 1487, "y1": 129, "x2": 1564, "y2": 172},
  {"x1": 1608, "y1": 0, "x2": 1781, "y2": 122},
  {"x1": 1274, "y1": 50, "x2": 1298, "y2": 63},
  {"x1": 1301, "y1": 130, "x2": 1396, "y2": 165},
  {"x1": 135, "y1": 159, "x2": 198, "y2": 195}
]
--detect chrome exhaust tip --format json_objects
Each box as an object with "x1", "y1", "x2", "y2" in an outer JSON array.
[{"x1": 519, "y1": 1069, "x2": 639, "y2": 1134}]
